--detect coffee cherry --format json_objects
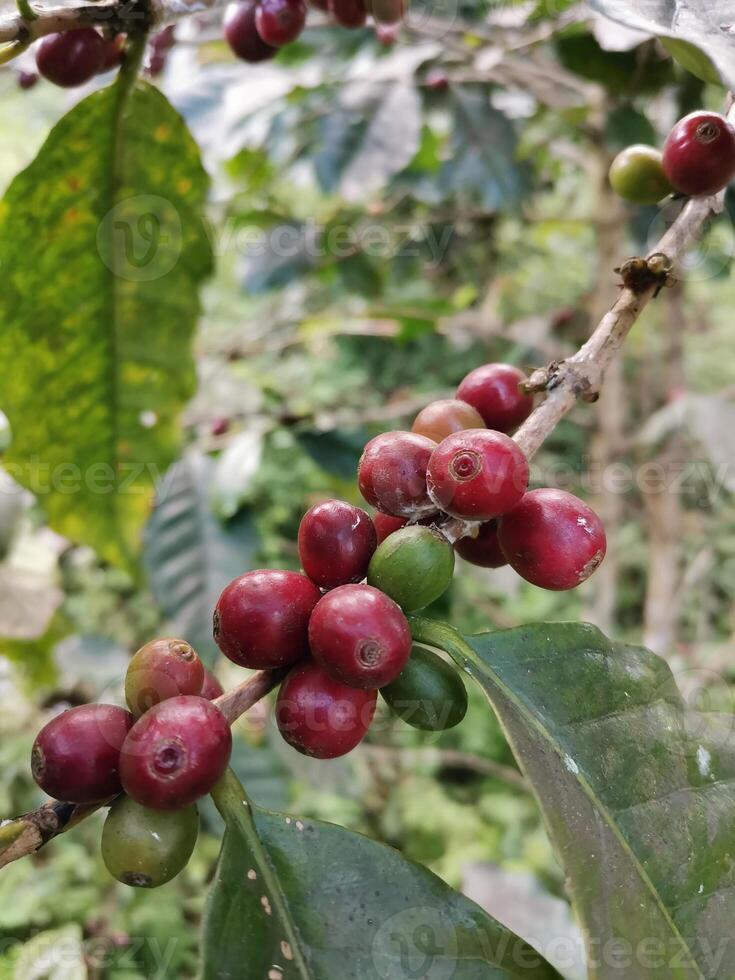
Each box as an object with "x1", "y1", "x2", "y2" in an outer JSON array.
[
  {"x1": 456, "y1": 364, "x2": 533, "y2": 433},
  {"x1": 608, "y1": 145, "x2": 672, "y2": 205},
  {"x1": 210, "y1": 416, "x2": 230, "y2": 436},
  {"x1": 276, "y1": 660, "x2": 377, "y2": 758},
  {"x1": 309, "y1": 584, "x2": 411, "y2": 689},
  {"x1": 498, "y1": 488, "x2": 606, "y2": 590},
  {"x1": 412, "y1": 399, "x2": 484, "y2": 444},
  {"x1": 454, "y1": 520, "x2": 506, "y2": 568},
  {"x1": 255, "y1": 0, "x2": 307, "y2": 46},
  {"x1": 310, "y1": 0, "x2": 329, "y2": 9},
  {"x1": 367, "y1": 525, "x2": 454, "y2": 611},
  {"x1": 200, "y1": 668, "x2": 224, "y2": 700},
  {"x1": 101, "y1": 796, "x2": 199, "y2": 888},
  {"x1": 298, "y1": 499, "x2": 376, "y2": 589},
  {"x1": 662, "y1": 111, "x2": 735, "y2": 197},
  {"x1": 426, "y1": 430, "x2": 529, "y2": 521},
  {"x1": 120, "y1": 696, "x2": 232, "y2": 810},
  {"x1": 125, "y1": 638, "x2": 205, "y2": 718},
  {"x1": 36, "y1": 29, "x2": 106, "y2": 88},
  {"x1": 32, "y1": 704, "x2": 134, "y2": 804},
  {"x1": 367, "y1": 0, "x2": 404, "y2": 24},
  {"x1": 214, "y1": 570, "x2": 320, "y2": 669},
  {"x1": 373, "y1": 513, "x2": 407, "y2": 544},
  {"x1": 18, "y1": 70, "x2": 39, "y2": 90},
  {"x1": 425, "y1": 68, "x2": 449, "y2": 91},
  {"x1": 375, "y1": 23, "x2": 398, "y2": 45},
  {"x1": 358, "y1": 431, "x2": 437, "y2": 519},
  {"x1": 329, "y1": 0, "x2": 367, "y2": 27},
  {"x1": 381, "y1": 646, "x2": 467, "y2": 731},
  {"x1": 224, "y1": 1, "x2": 278, "y2": 62}
]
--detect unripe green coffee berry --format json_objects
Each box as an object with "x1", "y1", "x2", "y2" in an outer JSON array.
[
  {"x1": 101, "y1": 795, "x2": 199, "y2": 888},
  {"x1": 381, "y1": 645, "x2": 467, "y2": 731},
  {"x1": 367, "y1": 525, "x2": 454, "y2": 612},
  {"x1": 608, "y1": 145, "x2": 673, "y2": 205}
]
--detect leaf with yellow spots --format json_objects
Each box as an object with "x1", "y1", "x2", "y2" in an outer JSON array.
[{"x1": 0, "y1": 80, "x2": 212, "y2": 569}]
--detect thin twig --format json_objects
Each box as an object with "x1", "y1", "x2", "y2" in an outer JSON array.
[{"x1": 214, "y1": 668, "x2": 285, "y2": 725}]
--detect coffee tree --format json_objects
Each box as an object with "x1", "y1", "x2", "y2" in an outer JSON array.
[{"x1": 0, "y1": 0, "x2": 734, "y2": 976}]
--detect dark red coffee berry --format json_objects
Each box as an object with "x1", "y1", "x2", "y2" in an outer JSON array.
[
  {"x1": 662, "y1": 111, "x2": 735, "y2": 197},
  {"x1": 276, "y1": 660, "x2": 377, "y2": 758},
  {"x1": 375, "y1": 23, "x2": 398, "y2": 45},
  {"x1": 298, "y1": 499, "x2": 377, "y2": 589},
  {"x1": 224, "y1": 1, "x2": 278, "y2": 62},
  {"x1": 373, "y1": 512, "x2": 407, "y2": 544},
  {"x1": 36, "y1": 28, "x2": 106, "y2": 88},
  {"x1": 214, "y1": 569, "x2": 321, "y2": 669},
  {"x1": 358, "y1": 431, "x2": 437, "y2": 519},
  {"x1": 329, "y1": 0, "x2": 367, "y2": 28},
  {"x1": 456, "y1": 363, "x2": 534, "y2": 433},
  {"x1": 427, "y1": 429, "x2": 529, "y2": 521},
  {"x1": 255, "y1": 0, "x2": 307, "y2": 46},
  {"x1": 210, "y1": 416, "x2": 230, "y2": 436},
  {"x1": 120, "y1": 696, "x2": 232, "y2": 810},
  {"x1": 99, "y1": 34, "x2": 126, "y2": 72},
  {"x1": 498, "y1": 488, "x2": 606, "y2": 591},
  {"x1": 18, "y1": 70, "x2": 39, "y2": 90},
  {"x1": 425, "y1": 68, "x2": 449, "y2": 91},
  {"x1": 412, "y1": 398, "x2": 484, "y2": 444},
  {"x1": 454, "y1": 520, "x2": 507, "y2": 568},
  {"x1": 200, "y1": 668, "x2": 224, "y2": 700},
  {"x1": 31, "y1": 704, "x2": 134, "y2": 804},
  {"x1": 125, "y1": 638, "x2": 205, "y2": 718},
  {"x1": 308, "y1": 584, "x2": 411, "y2": 689}
]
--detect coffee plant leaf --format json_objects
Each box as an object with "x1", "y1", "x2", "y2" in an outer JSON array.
[
  {"x1": 410, "y1": 618, "x2": 735, "y2": 980},
  {"x1": 0, "y1": 82, "x2": 212, "y2": 570},
  {"x1": 203, "y1": 769, "x2": 564, "y2": 980}
]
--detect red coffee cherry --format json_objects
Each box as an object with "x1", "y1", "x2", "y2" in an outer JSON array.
[
  {"x1": 120, "y1": 696, "x2": 232, "y2": 810},
  {"x1": 214, "y1": 570, "x2": 321, "y2": 669},
  {"x1": 426, "y1": 430, "x2": 529, "y2": 520},
  {"x1": 36, "y1": 28, "x2": 106, "y2": 88},
  {"x1": 125, "y1": 638, "x2": 205, "y2": 718},
  {"x1": 224, "y1": 0, "x2": 278, "y2": 62},
  {"x1": 375, "y1": 23, "x2": 399, "y2": 45},
  {"x1": 309, "y1": 584, "x2": 412, "y2": 689},
  {"x1": 18, "y1": 70, "x2": 39, "y2": 90},
  {"x1": 454, "y1": 520, "x2": 507, "y2": 568},
  {"x1": 373, "y1": 512, "x2": 407, "y2": 544},
  {"x1": 412, "y1": 398, "x2": 484, "y2": 444},
  {"x1": 498, "y1": 488, "x2": 606, "y2": 591},
  {"x1": 329, "y1": 0, "x2": 367, "y2": 28},
  {"x1": 662, "y1": 111, "x2": 735, "y2": 197},
  {"x1": 200, "y1": 668, "x2": 224, "y2": 700},
  {"x1": 456, "y1": 363, "x2": 534, "y2": 433},
  {"x1": 255, "y1": 0, "x2": 307, "y2": 46},
  {"x1": 298, "y1": 499, "x2": 377, "y2": 589},
  {"x1": 425, "y1": 68, "x2": 449, "y2": 91},
  {"x1": 31, "y1": 704, "x2": 134, "y2": 803},
  {"x1": 276, "y1": 660, "x2": 377, "y2": 758},
  {"x1": 357, "y1": 431, "x2": 437, "y2": 518}
]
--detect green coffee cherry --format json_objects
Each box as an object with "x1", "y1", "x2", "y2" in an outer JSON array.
[
  {"x1": 101, "y1": 795, "x2": 199, "y2": 888},
  {"x1": 367, "y1": 525, "x2": 454, "y2": 612},
  {"x1": 608, "y1": 145, "x2": 673, "y2": 205},
  {"x1": 381, "y1": 645, "x2": 467, "y2": 731}
]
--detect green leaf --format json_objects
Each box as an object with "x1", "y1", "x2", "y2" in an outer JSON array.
[
  {"x1": 203, "y1": 769, "x2": 563, "y2": 980},
  {"x1": 410, "y1": 618, "x2": 735, "y2": 979},
  {"x1": 589, "y1": 0, "x2": 734, "y2": 91},
  {"x1": 143, "y1": 451, "x2": 259, "y2": 663},
  {"x1": 0, "y1": 79, "x2": 212, "y2": 569}
]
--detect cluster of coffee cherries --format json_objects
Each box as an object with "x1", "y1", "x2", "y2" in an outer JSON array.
[
  {"x1": 26, "y1": 25, "x2": 175, "y2": 89},
  {"x1": 222, "y1": 0, "x2": 401, "y2": 63},
  {"x1": 211, "y1": 363, "x2": 606, "y2": 760},
  {"x1": 609, "y1": 110, "x2": 735, "y2": 205},
  {"x1": 31, "y1": 638, "x2": 227, "y2": 888}
]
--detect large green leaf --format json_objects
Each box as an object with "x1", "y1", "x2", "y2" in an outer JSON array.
[
  {"x1": 589, "y1": 0, "x2": 734, "y2": 91},
  {"x1": 410, "y1": 618, "x2": 735, "y2": 980},
  {"x1": 0, "y1": 79, "x2": 212, "y2": 568},
  {"x1": 143, "y1": 451, "x2": 259, "y2": 663},
  {"x1": 203, "y1": 769, "x2": 563, "y2": 980}
]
